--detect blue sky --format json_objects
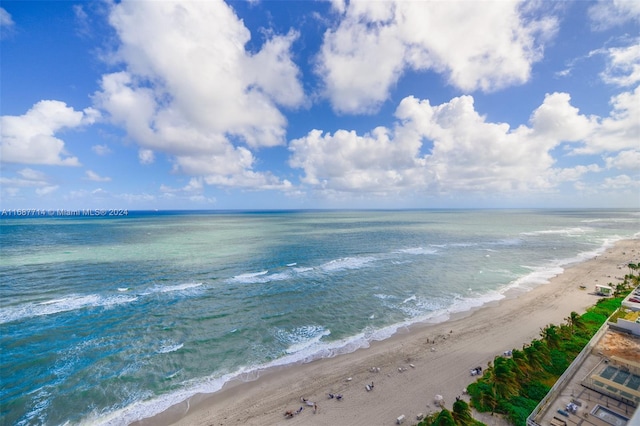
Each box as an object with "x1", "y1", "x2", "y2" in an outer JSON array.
[{"x1": 1, "y1": 0, "x2": 638, "y2": 210}]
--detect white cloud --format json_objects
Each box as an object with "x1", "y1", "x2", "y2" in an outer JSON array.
[
  {"x1": 0, "y1": 168, "x2": 48, "y2": 187},
  {"x1": 1, "y1": 100, "x2": 97, "y2": 166},
  {"x1": 289, "y1": 127, "x2": 427, "y2": 193},
  {"x1": 85, "y1": 170, "x2": 112, "y2": 182},
  {"x1": 575, "y1": 86, "x2": 640, "y2": 154},
  {"x1": 0, "y1": 168, "x2": 58, "y2": 198},
  {"x1": 605, "y1": 150, "x2": 640, "y2": 171},
  {"x1": 317, "y1": 0, "x2": 558, "y2": 113},
  {"x1": 92, "y1": 144, "x2": 112, "y2": 156},
  {"x1": 73, "y1": 4, "x2": 91, "y2": 38},
  {"x1": 589, "y1": 0, "x2": 640, "y2": 30},
  {"x1": 18, "y1": 168, "x2": 47, "y2": 181},
  {"x1": 601, "y1": 174, "x2": 640, "y2": 190},
  {"x1": 599, "y1": 41, "x2": 640, "y2": 87},
  {"x1": 138, "y1": 149, "x2": 155, "y2": 165},
  {"x1": 35, "y1": 185, "x2": 59, "y2": 196},
  {"x1": 0, "y1": 7, "x2": 15, "y2": 39},
  {"x1": 94, "y1": 0, "x2": 303, "y2": 188},
  {"x1": 159, "y1": 178, "x2": 216, "y2": 205},
  {"x1": 290, "y1": 89, "x2": 633, "y2": 197},
  {"x1": 530, "y1": 92, "x2": 597, "y2": 142}
]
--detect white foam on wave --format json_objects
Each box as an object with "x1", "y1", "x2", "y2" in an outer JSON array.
[
  {"x1": 398, "y1": 296, "x2": 446, "y2": 318},
  {"x1": 373, "y1": 293, "x2": 394, "y2": 300},
  {"x1": 139, "y1": 282, "x2": 204, "y2": 296},
  {"x1": 447, "y1": 291, "x2": 505, "y2": 315},
  {"x1": 402, "y1": 295, "x2": 417, "y2": 304},
  {"x1": 0, "y1": 294, "x2": 138, "y2": 324},
  {"x1": 491, "y1": 238, "x2": 522, "y2": 246},
  {"x1": 17, "y1": 386, "x2": 51, "y2": 426},
  {"x1": 227, "y1": 256, "x2": 376, "y2": 284},
  {"x1": 320, "y1": 256, "x2": 376, "y2": 272},
  {"x1": 512, "y1": 265, "x2": 565, "y2": 289},
  {"x1": 396, "y1": 247, "x2": 438, "y2": 255},
  {"x1": 581, "y1": 217, "x2": 636, "y2": 223},
  {"x1": 228, "y1": 270, "x2": 270, "y2": 284},
  {"x1": 520, "y1": 227, "x2": 589, "y2": 237},
  {"x1": 501, "y1": 237, "x2": 619, "y2": 293},
  {"x1": 227, "y1": 269, "x2": 292, "y2": 284},
  {"x1": 226, "y1": 264, "x2": 318, "y2": 285},
  {"x1": 157, "y1": 343, "x2": 184, "y2": 354},
  {"x1": 157, "y1": 282, "x2": 203, "y2": 293},
  {"x1": 275, "y1": 325, "x2": 332, "y2": 355},
  {"x1": 227, "y1": 256, "x2": 377, "y2": 284}
]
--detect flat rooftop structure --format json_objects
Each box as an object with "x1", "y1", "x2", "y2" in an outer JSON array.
[
  {"x1": 584, "y1": 362, "x2": 640, "y2": 407},
  {"x1": 528, "y1": 329, "x2": 639, "y2": 426},
  {"x1": 621, "y1": 286, "x2": 640, "y2": 312}
]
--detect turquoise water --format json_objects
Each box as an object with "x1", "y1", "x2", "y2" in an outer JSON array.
[{"x1": 1, "y1": 209, "x2": 638, "y2": 425}]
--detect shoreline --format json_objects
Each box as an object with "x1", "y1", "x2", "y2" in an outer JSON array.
[{"x1": 135, "y1": 238, "x2": 640, "y2": 426}]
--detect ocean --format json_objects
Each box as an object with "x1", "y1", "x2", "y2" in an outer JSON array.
[{"x1": 1, "y1": 209, "x2": 638, "y2": 425}]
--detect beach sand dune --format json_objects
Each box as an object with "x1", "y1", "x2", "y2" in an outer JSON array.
[{"x1": 137, "y1": 239, "x2": 639, "y2": 426}]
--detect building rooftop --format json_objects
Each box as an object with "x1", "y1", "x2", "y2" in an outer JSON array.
[{"x1": 528, "y1": 328, "x2": 639, "y2": 426}]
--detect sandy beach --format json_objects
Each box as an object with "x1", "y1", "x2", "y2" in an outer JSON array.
[{"x1": 138, "y1": 239, "x2": 639, "y2": 426}]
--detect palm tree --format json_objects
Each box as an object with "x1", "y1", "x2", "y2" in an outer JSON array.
[
  {"x1": 523, "y1": 339, "x2": 549, "y2": 371},
  {"x1": 540, "y1": 324, "x2": 561, "y2": 349},
  {"x1": 565, "y1": 311, "x2": 584, "y2": 335},
  {"x1": 491, "y1": 356, "x2": 520, "y2": 400},
  {"x1": 432, "y1": 408, "x2": 456, "y2": 426},
  {"x1": 452, "y1": 399, "x2": 474, "y2": 425},
  {"x1": 510, "y1": 348, "x2": 530, "y2": 380}
]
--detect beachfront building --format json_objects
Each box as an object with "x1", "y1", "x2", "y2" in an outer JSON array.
[
  {"x1": 610, "y1": 286, "x2": 640, "y2": 337},
  {"x1": 527, "y1": 308, "x2": 640, "y2": 426}
]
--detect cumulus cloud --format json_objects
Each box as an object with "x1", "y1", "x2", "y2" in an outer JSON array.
[
  {"x1": 598, "y1": 41, "x2": 640, "y2": 87},
  {"x1": 289, "y1": 90, "x2": 635, "y2": 197},
  {"x1": 94, "y1": 0, "x2": 304, "y2": 188},
  {"x1": 575, "y1": 86, "x2": 640, "y2": 154},
  {"x1": 589, "y1": 0, "x2": 640, "y2": 30},
  {"x1": 1, "y1": 100, "x2": 98, "y2": 166},
  {"x1": 317, "y1": 0, "x2": 558, "y2": 114},
  {"x1": 605, "y1": 150, "x2": 640, "y2": 171}
]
